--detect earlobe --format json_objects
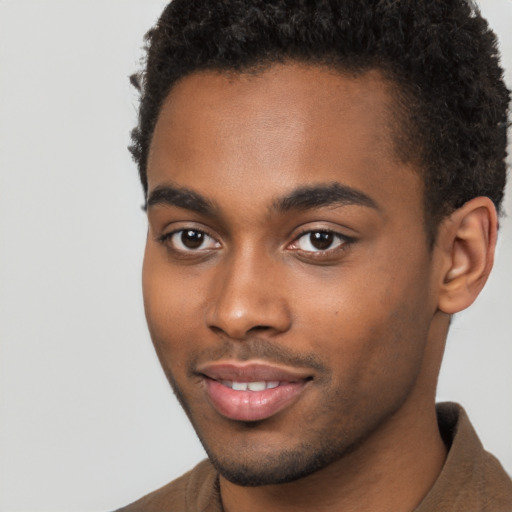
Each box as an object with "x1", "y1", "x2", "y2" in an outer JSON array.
[{"x1": 437, "y1": 197, "x2": 498, "y2": 315}]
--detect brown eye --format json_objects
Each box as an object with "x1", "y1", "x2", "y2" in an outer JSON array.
[
  {"x1": 294, "y1": 230, "x2": 345, "y2": 252},
  {"x1": 165, "y1": 229, "x2": 220, "y2": 252},
  {"x1": 181, "y1": 230, "x2": 205, "y2": 249},
  {"x1": 309, "y1": 232, "x2": 334, "y2": 250}
]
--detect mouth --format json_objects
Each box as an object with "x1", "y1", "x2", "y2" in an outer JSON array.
[
  {"x1": 218, "y1": 380, "x2": 281, "y2": 391},
  {"x1": 197, "y1": 362, "x2": 312, "y2": 422}
]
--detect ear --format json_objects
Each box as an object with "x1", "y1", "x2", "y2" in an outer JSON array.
[{"x1": 436, "y1": 197, "x2": 498, "y2": 315}]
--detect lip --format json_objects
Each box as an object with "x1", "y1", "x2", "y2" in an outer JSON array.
[
  {"x1": 197, "y1": 361, "x2": 312, "y2": 422},
  {"x1": 197, "y1": 361, "x2": 312, "y2": 382}
]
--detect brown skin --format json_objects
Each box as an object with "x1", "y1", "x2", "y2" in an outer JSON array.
[{"x1": 143, "y1": 63, "x2": 497, "y2": 512}]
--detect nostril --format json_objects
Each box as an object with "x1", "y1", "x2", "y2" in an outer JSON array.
[
  {"x1": 209, "y1": 325, "x2": 225, "y2": 336},
  {"x1": 208, "y1": 323, "x2": 274, "y2": 340},
  {"x1": 248, "y1": 325, "x2": 273, "y2": 334}
]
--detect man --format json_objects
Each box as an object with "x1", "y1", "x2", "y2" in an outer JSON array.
[{"x1": 117, "y1": 0, "x2": 512, "y2": 510}]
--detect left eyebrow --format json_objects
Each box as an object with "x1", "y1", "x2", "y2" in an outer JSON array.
[{"x1": 272, "y1": 183, "x2": 380, "y2": 212}]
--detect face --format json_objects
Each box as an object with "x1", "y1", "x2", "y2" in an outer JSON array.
[{"x1": 143, "y1": 64, "x2": 441, "y2": 486}]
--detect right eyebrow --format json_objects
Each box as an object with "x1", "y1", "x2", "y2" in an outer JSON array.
[{"x1": 146, "y1": 184, "x2": 217, "y2": 215}]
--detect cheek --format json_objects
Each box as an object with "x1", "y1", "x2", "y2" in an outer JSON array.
[
  {"x1": 293, "y1": 254, "x2": 433, "y2": 383},
  {"x1": 296, "y1": 280, "x2": 430, "y2": 436},
  {"x1": 142, "y1": 247, "x2": 205, "y2": 366}
]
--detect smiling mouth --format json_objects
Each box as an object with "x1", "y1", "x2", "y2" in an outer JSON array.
[
  {"x1": 197, "y1": 362, "x2": 312, "y2": 422},
  {"x1": 219, "y1": 380, "x2": 282, "y2": 391}
]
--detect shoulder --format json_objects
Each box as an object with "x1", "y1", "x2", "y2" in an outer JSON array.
[
  {"x1": 478, "y1": 447, "x2": 512, "y2": 511},
  {"x1": 416, "y1": 403, "x2": 512, "y2": 512},
  {"x1": 113, "y1": 459, "x2": 219, "y2": 512}
]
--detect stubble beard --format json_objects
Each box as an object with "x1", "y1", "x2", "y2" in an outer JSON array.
[
  {"x1": 165, "y1": 366, "x2": 407, "y2": 487},
  {"x1": 203, "y1": 430, "x2": 356, "y2": 487},
  {"x1": 158, "y1": 336, "x2": 418, "y2": 488}
]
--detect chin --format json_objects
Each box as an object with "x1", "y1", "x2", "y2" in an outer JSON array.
[{"x1": 203, "y1": 437, "x2": 351, "y2": 487}]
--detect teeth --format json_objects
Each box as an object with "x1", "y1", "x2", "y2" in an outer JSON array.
[
  {"x1": 247, "y1": 381, "x2": 266, "y2": 392},
  {"x1": 222, "y1": 380, "x2": 281, "y2": 391}
]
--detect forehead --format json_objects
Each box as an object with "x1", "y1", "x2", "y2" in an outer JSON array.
[{"x1": 147, "y1": 63, "x2": 423, "y2": 221}]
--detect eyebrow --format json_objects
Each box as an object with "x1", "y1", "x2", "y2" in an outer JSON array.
[
  {"x1": 272, "y1": 183, "x2": 380, "y2": 212},
  {"x1": 146, "y1": 181, "x2": 379, "y2": 216},
  {"x1": 146, "y1": 184, "x2": 217, "y2": 215}
]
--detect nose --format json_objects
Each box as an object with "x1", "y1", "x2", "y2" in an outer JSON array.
[{"x1": 205, "y1": 252, "x2": 292, "y2": 340}]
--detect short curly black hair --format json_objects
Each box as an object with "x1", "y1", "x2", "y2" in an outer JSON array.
[{"x1": 130, "y1": 0, "x2": 509, "y2": 239}]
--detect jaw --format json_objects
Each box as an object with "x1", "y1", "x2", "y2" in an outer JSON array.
[{"x1": 216, "y1": 346, "x2": 449, "y2": 512}]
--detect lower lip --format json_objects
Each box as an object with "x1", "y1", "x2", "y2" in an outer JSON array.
[{"x1": 204, "y1": 379, "x2": 307, "y2": 422}]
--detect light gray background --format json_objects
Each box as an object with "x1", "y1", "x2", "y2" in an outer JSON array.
[{"x1": 0, "y1": 1, "x2": 510, "y2": 511}]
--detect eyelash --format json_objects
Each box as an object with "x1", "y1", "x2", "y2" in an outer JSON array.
[
  {"x1": 289, "y1": 229, "x2": 355, "y2": 258},
  {"x1": 158, "y1": 229, "x2": 220, "y2": 254},
  {"x1": 158, "y1": 227, "x2": 355, "y2": 259}
]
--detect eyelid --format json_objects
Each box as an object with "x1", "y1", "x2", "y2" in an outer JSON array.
[
  {"x1": 287, "y1": 227, "x2": 356, "y2": 256},
  {"x1": 155, "y1": 221, "x2": 355, "y2": 260},
  {"x1": 156, "y1": 219, "x2": 218, "y2": 241},
  {"x1": 158, "y1": 225, "x2": 222, "y2": 254},
  {"x1": 289, "y1": 225, "x2": 354, "y2": 243}
]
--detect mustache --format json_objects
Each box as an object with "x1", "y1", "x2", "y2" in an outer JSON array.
[{"x1": 187, "y1": 337, "x2": 328, "y2": 377}]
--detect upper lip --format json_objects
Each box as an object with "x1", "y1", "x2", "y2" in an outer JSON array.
[{"x1": 197, "y1": 361, "x2": 313, "y2": 383}]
